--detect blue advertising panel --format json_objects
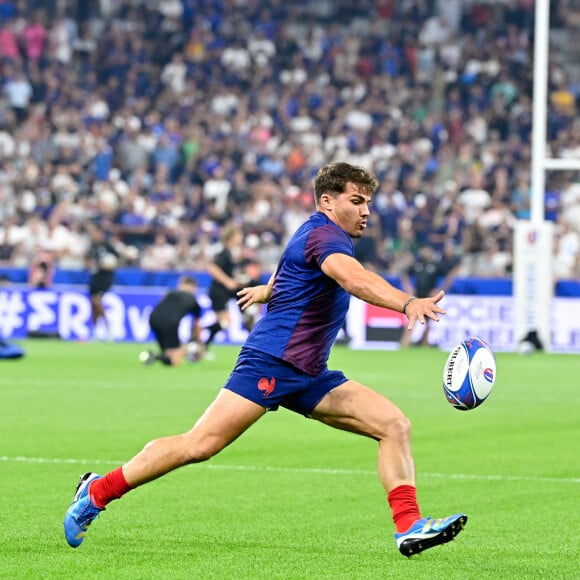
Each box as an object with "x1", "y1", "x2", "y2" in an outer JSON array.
[{"x1": 0, "y1": 285, "x2": 251, "y2": 344}]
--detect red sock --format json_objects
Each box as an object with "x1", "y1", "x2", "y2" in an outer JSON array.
[
  {"x1": 90, "y1": 467, "x2": 133, "y2": 509},
  {"x1": 387, "y1": 484, "x2": 421, "y2": 533}
]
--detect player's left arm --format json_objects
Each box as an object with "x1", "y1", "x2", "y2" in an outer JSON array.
[
  {"x1": 208, "y1": 262, "x2": 238, "y2": 291},
  {"x1": 237, "y1": 271, "x2": 276, "y2": 310},
  {"x1": 321, "y1": 252, "x2": 445, "y2": 330}
]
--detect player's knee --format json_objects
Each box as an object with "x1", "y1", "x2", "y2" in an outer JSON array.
[
  {"x1": 384, "y1": 415, "x2": 412, "y2": 443},
  {"x1": 182, "y1": 434, "x2": 223, "y2": 464}
]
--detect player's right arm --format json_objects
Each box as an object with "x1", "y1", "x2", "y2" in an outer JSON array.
[{"x1": 321, "y1": 252, "x2": 445, "y2": 330}]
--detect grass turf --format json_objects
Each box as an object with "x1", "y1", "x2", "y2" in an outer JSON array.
[{"x1": 0, "y1": 339, "x2": 578, "y2": 579}]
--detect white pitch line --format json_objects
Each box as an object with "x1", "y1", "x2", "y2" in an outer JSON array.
[{"x1": 1, "y1": 455, "x2": 578, "y2": 484}]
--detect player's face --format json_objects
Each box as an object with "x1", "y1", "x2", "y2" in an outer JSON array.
[{"x1": 321, "y1": 182, "x2": 371, "y2": 238}]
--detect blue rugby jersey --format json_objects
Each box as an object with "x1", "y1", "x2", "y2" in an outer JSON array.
[{"x1": 244, "y1": 212, "x2": 353, "y2": 376}]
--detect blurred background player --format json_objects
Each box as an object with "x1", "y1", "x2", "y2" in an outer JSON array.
[
  {"x1": 87, "y1": 226, "x2": 119, "y2": 341},
  {"x1": 140, "y1": 275, "x2": 204, "y2": 367},
  {"x1": 203, "y1": 224, "x2": 244, "y2": 350}
]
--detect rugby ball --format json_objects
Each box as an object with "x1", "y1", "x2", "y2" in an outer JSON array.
[{"x1": 442, "y1": 337, "x2": 496, "y2": 411}]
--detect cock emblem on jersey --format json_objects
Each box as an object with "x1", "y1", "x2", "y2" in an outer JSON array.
[{"x1": 258, "y1": 377, "x2": 276, "y2": 397}]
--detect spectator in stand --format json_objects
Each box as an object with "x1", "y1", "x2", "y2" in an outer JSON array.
[
  {"x1": 22, "y1": 11, "x2": 48, "y2": 63},
  {"x1": 202, "y1": 166, "x2": 232, "y2": 216},
  {"x1": 0, "y1": 224, "x2": 15, "y2": 264},
  {"x1": 510, "y1": 170, "x2": 532, "y2": 220},
  {"x1": 457, "y1": 168, "x2": 492, "y2": 225},
  {"x1": 553, "y1": 219, "x2": 580, "y2": 280},
  {"x1": 472, "y1": 238, "x2": 512, "y2": 279},
  {"x1": 0, "y1": 18, "x2": 20, "y2": 61},
  {"x1": 4, "y1": 69, "x2": 33, "y2": 124},
  {"x1": 140, "y1": 233, "x2": 178, "y2": 271},
  {"x1": 256, "y1": 231, "x2": 283, "y2": 275}
]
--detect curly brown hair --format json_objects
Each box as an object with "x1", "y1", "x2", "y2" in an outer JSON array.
[{"x1": 313, "y1": 162, "x2": 379, "y2": 205}]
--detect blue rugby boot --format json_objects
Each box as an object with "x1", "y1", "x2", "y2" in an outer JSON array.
[
  {"x1": 395, "y1": 513, "x2": 467, "y2": 557},
  {"x1": 64, "y1": 472, "x2": 104, "y2": 547}
]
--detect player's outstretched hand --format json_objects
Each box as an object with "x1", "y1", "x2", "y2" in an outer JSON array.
[
  {"x1": 237, "y1": 284, "x2": 272, "y2": 310},
  {"x1": 404, "y1": 290, "x2": 446, "y2": 330}
]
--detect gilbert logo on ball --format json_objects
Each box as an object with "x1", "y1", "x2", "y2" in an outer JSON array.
[{"x1": 443, "y1": 337, "x2": 496, "y2": 411}]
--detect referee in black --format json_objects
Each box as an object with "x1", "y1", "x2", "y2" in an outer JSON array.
[
  {"x1": 140, "y1": 275, "x2": 204, "y2": 366},
  {"x1": 87, "y1": 226, "x2": 119, "y2": 341}
]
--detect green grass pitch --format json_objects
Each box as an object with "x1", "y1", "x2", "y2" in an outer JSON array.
[{"x1": 1, "y1": 339, "x2": 578, "y2": 579}]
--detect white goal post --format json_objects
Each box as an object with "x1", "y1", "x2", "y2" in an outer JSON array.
[{"x1": 513, "y1": 0, "x2": 580, "y2": 352}]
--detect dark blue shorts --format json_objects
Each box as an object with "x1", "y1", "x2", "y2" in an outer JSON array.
[{"x1": 223, "y1": 347, "x2": 348, "y2": 416}]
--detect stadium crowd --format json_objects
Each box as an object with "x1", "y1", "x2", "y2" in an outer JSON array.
[{"x1": 0, "y1": 0, "x2": 579, "y2": 283}]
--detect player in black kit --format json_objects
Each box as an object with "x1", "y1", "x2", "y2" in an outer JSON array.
[
  {"x1": 87, "y1": 226, "x2": 119, "y2": 340},
  {"x1": 140, "y1": 275, "x2": 205, "y2": 366},
  {"x1": 204, "y1": 224, "x2": 244, "y2": 349}
]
